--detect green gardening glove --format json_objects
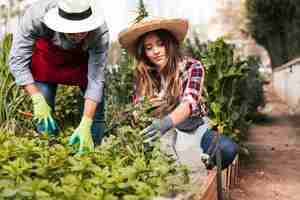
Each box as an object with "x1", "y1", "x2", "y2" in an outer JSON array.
[
  {"x1": 31, "y1": 93, "x2": 58, "y2": 135},
  {"x1": 68, "y1": 116, "x2": 94, "y2": 155}
]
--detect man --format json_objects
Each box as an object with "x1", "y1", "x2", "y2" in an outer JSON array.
[{"x1": 9, "y1": 0, "x2": 109, "y2": 154}]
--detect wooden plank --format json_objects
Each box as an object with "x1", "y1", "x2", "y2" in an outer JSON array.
[
  {"x1": 227, "y1": 164, "x2": 232, "y2": 190},
  {"x1": 236, "y1": 154, "x2": 240, "y2": 185},
  {"x1": 233, "y1": 154, "x2": 239, "y2": 185},
  {"x1": 198, "y1": 170, "x2": 217, "y2": 200},
  {"x1": 222, "y1": 168, "x2": 228, "y2": 193},
  {"x1": 230, "y1": 161, "x2": 235, "y2": 188},
  {"x1": 222, "y1": 154, "x2": 240, "y2": 193},
  {"x1": 203, "y1": 174, "x2": 217, "y2": 200}
]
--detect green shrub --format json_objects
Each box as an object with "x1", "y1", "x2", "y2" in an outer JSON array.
[
  {"x1": 55, "y1": 86, "x2": 82, "y2": 128},
  {"x1": 105, "y1": 49, "x2": 135, "y2": 126},
  {"x1": 246, "y1": 0, "x2": 300, "y2": 67},
  {"x1": 0, "y1": 102, "x2": 190, "y2": 200},
  {"x1": 185, "y1": 38, "x2": 264, "y2": 142},
  {"x1": 0, "y1": 34, "x2": 193, "y2": 200},
  {"x1": 0, "y1": 34, "x2": 32, "y2": 133}
]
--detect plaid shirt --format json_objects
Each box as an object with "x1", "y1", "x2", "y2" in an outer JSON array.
[
  {"x1": 134, "y1": 57, "x2": 207, "y2": 117},
  {"x1": 179, "y1": 57, "x2": 207, "y2": 117}
]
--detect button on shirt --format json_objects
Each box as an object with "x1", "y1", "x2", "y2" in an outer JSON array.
[{"x1": 9, "y1": 0, "x2": 109, "y2": 103}]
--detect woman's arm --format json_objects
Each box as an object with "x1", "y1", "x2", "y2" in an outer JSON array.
[
  {"x1": 168, "y1": 101, "x2": 191, "y2": 126},
  {"x1": 169, "y1": 59, "x2": 205, "y2": 126}
]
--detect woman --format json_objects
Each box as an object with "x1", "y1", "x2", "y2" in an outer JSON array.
[
  {"x1": 9, "y1": 0, "x2": 109, "y2": 154},
  {"x1": 118, "y1": 17, "x2": 238, "y2": 170}
]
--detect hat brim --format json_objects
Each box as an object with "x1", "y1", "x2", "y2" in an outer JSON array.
[
  {"x1": 44, "y1": 7, "x2": 104, "y2": 33},
  {"x1": 118, "y1": 18, "x2": 188, "y2": 55}
]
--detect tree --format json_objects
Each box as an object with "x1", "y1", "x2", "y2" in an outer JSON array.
[
  {"x1": 134, "y1": 0, "x2": 149, "y2": 23},
  {"x1": 246, "y1": 0, "x2": 300, "y2": 67},
  {"x1": 105, "y1": 0, "x2": 149, "y2": 124}
]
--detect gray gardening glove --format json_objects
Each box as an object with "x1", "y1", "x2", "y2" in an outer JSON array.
[{"x1": 140, "y1": 115, "x2": 174, "y2": 144}]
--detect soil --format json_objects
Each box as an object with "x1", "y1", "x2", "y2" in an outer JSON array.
[{"x1": 229, "y1": 83, "x2": 300, "y2": 200}]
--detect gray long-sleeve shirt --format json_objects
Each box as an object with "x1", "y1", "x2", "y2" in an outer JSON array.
[{"x1": 9, "y1": 0, "x2": 109, "y2": 103}]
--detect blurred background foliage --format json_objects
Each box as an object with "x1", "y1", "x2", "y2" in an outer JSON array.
[
  {"x1": 246, "y1": 0, "x2": 300, "y2": 67},
  {"x1": 185, "y1": 38, "x2": 264, "y2": 142}
]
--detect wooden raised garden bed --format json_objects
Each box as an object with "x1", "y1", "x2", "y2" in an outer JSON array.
[
  {"x1": 153, "y1": 154, "x2": 239, "y2": 200},
  {"x1": 197, "y1": 154, "x2": 239, "y2": 200}
]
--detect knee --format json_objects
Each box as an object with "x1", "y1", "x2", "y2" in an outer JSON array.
[
  {"x1": 91, "y1": 122, "x2": 106, "y2": 145},
  {"x1": 93, "y1": 102, "x2": 105, "y2": 122},
  {"x1": 220, "y1": 138, "x2": 238, "y2": 169},
  {"x1": 201, "y1": 131, "x2": 238, "y2": 170}
]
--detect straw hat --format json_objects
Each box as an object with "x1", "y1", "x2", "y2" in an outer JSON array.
[
  {"x1": 44, "y1": 0, "x2": 104, "y2": 33},
  {"x1": 118, "y1": 17, "x2": 189, "y2": 55}
]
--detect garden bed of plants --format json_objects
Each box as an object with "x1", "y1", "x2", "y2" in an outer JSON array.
[
  {"x1": 0, "y1": 128, "x2": 190, "y2": 199},
  {"x1": 0, "y1": 33, "x2": 264, "y2": 200},
  {"x1": 0, "y1": 100, "x2": 207, "y2": 200}
]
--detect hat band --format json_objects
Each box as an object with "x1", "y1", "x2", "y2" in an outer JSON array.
[{"x1": 58, "y1": 7, "x2": 92, "y2": 21}]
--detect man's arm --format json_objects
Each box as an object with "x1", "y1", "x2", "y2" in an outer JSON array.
[
  {"x1": 83, "y1": 98, "x2": 97, "y2": 119},
  {"x1": 25, "y1": 84, "x2": 41, "y2": 95},
  {"x1": 9, "y1": 2, "x2": 54, "y2": 88},
  {"x1": 82, "y1": 23, "x2": 109, "y2": 119}
]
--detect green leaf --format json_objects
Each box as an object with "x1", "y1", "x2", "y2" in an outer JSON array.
[{"x1": 1, "y1": 188, "x2": 17, "y2": 197}]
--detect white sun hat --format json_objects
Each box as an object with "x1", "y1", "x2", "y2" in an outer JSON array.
[{"x1": 44, "y1": 0, "x2": 104, "y2": 33}]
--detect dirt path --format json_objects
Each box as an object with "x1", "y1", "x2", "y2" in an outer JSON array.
[{"x1": 230, "y1": 84, "x2": 300, "y2": 200}]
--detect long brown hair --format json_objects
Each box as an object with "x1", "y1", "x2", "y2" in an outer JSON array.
[{"x1": 134, "y1": 29, "x2": 183, "y2": 102}]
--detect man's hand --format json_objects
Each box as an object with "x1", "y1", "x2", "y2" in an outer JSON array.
[
  {"x1": 31, "y1": 93, "x2": 58, "y2": 135},
  {"x1": 140, "y1": 115, "x2": 173, "y2": 143},
  {"x1": 68, "y1": 116, "x2": 94, "y2": 155}
]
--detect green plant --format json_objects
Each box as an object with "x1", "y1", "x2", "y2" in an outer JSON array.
[
  {"x1": 134, "y1": 0, "x2": 149, "y2": 23},
  {"x1": 0, "y1": 33, "x2": 32, "y2": 133},
  {"x1": 55, "y1": 85, "x2": 82, "y2": 128},
  {"x1": 246, "y1": 0, "x2": 300, "y2": 67},
  {"x1": 105, "y1": 49, "x2": 135, "y2": 126},
  {"x1": 185, "y1": 38, "x2": 264, "y2": 142},
  {"x1": 203, "y1": 39, "x2": 248, "y2": 137},
  {"x1": 0, "y1": 101, "x2": 192, "y2": 200}
]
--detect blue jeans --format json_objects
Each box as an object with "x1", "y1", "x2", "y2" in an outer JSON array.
[
  {"x1": 201, "y1": 129, "x2": 238, "y2": 169},
  {"x1": 35, "y1": 81, "x2": 106, "y2": 145}
]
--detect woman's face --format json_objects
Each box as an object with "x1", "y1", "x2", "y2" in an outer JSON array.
[
  {"x1": 143, "y1": 33, "x2": 168, "y2": 70},
  {"x1": 64, "y1": 32, "x2": 89, "y2": 43}
]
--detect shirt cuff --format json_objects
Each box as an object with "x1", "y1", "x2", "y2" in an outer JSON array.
[
  {"x1": 15, "y1": 73, "x2": 35, "y2": 86},
  {"x1": 84, "y1": 81, "x2": 104, "y2": 103},
  {"x1": 182, "y1": 95, "x2": 200, "y2": 116}
]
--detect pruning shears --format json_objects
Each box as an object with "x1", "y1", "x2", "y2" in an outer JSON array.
[
  {"x1": 18, "y1": 110, "x2": 64, "y2": 130},
  {"x1": 18, "y1": 110, "x2": 34, "y2": 118}
]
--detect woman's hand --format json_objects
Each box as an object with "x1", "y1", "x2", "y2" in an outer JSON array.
[
  {"x1": 140, "y1": 115, "x2": 174, "y2": 143},
  {"x1": 131, "y1": 111, "x2": 139, "y2": 127},
  {"x1": 149, "y1": 96, "x2": 164, "y2": 107}
]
